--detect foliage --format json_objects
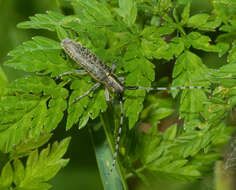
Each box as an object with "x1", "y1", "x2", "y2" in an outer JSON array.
[
  {"x1": 0, "y1": 137, "x2": 70, "y2": 190},
  {"x1": 1, "y1": 0, "x2": 236, "y2": 189}
]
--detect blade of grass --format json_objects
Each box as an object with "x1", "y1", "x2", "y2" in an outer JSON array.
[{"x1": 89, "y1": 106, "x2": 128, "y2": 190}]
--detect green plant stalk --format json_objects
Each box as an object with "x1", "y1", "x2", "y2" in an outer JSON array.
[
  {"x1": 215, "y1": 161, "x2": 234, "y2": 190},
  {"x1": 88, "y1": 107, "x2": 128, "y2": 190},
  {"x1": 126, "y1": 166, "x2": 146, "y2": 179}
]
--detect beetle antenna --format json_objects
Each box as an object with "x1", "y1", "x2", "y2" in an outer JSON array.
[{"x1": 107, "y1": 94, "x2": 123, "y2": 175}]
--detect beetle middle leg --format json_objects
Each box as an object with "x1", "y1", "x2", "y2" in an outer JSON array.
[
  {"x1": 73, "y1": 83, "x2": 101, "y2": 103},
  {"x1": 105, "y1": 87, "x2": 110, "y2": 102},
  {"x1": 111, "y1": 60, "x2": 118, "y2": 73}
]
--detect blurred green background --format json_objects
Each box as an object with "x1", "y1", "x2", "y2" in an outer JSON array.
[{"x1": 0, "y1": 0, "x2": 222, "y2": 189}]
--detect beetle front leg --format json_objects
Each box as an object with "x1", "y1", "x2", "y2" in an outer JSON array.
[
  {"x1": 56, "y1": 70, "x2": 87, "y2": 79},
  {"x1": 73, "y1": 83, "x2": 101, "y2": 103}
]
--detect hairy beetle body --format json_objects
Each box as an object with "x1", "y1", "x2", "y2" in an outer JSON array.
[{"x1": 61, "y1": 38, "x2": 124, "y2": 94}]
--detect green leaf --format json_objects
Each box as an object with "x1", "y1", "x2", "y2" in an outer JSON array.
[
  {"x1": 141, "y1": 38, "x2": 175, "y2": 60},
  {"x1": 0, "y1": 76, "x2": 68, "y2": 152},
  {"x1": 211, "y1": 0, "x2": 236, "y2": 22},
  {"x1": 141, "y1": 95, "x2": 174, "y2": 126},
  {"x1": 115, "y1": 0, "x2": 137, "y2": 26},
  {"x1": 146, "y1": 154, "x2": 201, "y2": 181},
  {"x1": 56, "y1": 25, "x2": 68, "y2": 40},
  {"x1": 0, "y1": 96, "x2": 41, "y2": 152},
  {"x1": 72, "y1": 0, "x2": 122, "y2": 31},
  {"x1": 187, "y1": 14, "x2": 221, "y2": 31},
  {"x1": 150, "y1": 16, "x2": 161, "y2": 27},
  {"x1": 177, "y1": 0, "x2": 192, "y2": 5},
  {"x1": 138, "y1": 121, "x2": 230, "y2": 182},
  {"x1": 0, "y1": 162, "x2": 13, "y2": 188},
  {"x1": 157, "y1": 0, "x2": 173, "y2": 12},
  {"x1": 8, "y1": 76, "x2": 68, "y2": 98},
  {"x1": 142, "y1": 26, "x2": 176, "y2": 37},
  {"x1": 0, "y1": 66, "x2": 8, "y2": 95},
  {"x1": 180, "y1": 89, "x2": 207, "y2": 120},
  {"x1": 172, "y1": 51, "x2": 208, "y2": 86},
  {"x1": 141, "y1": 106, "x2": 174, "y2": 126},
  {"x1": 123, "y1": 44, "x2": 155, "y2": 128},
  {"x1": 5, "y1": 36, "x2": 74, "y2": 77},
  {"x1": 14, "y1": 138, "x2": 70, "y2": 190},
  {"x1": 141, "y1": 28, "x2": 184, "y2": 60},
  {"x1": 187, "y1": 13, "x2": 210, "y2": 28},
  {"x1": 10, "y1": 133, "x2": 52, "y2": 159},
  {"x1": 17, "y1": 10, "x2": 79, "y2": 39},
  {"x1": 140, "y1": 127, "x2": 163, "y2": 164},
  {"x1": 17, "y1": 11, "x2": 65, "y2": 31},
  {"x1": 208, "y1": 63, "x2": 236, "y2": 88},
  {"x1": 149, "y1": 160, "x2": 201, "y2": 181},
  {"x1": 181, "y1": 3, "x2": 190, "y2": 24},
  {"x1": 171, "y1": 131, "x2": 207, "y2": 158},
  {"x1": 217, "y1": 42, "x2": 230, "y2": 57},
  {"x1": 13, "y1": 159, "x2": 25, "y2": 186},
  {"x1": 90, "y1": 114, "x2": 128, "y2": 190},
  {"x1": 172, "y1": 51, "x2": 208, "y2": 120},
  {"x1": 66, "y1": 78, "x2": 107, "y2": 130},
  {"x1": 163, "y1": 125, "x2": 177, "y2": 140},
  {"x1": 187, "y1": 32, "x2": 219, "y2": 52},
  {"x1": 217, "y1": 21, "x2": 236, "y2": 42},
  {"x1": 228, "y1": 40, "x2": 236, "y2": 63}
]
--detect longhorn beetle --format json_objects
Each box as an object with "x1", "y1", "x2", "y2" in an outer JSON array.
[{"x1": 60, "y1": 38, "x2": 204, "y2": 175}]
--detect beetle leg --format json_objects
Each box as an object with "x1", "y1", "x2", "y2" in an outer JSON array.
[
  {"x1": 105, "y1": 87, "x2": 110, "y2": 102},
  {"x1": 73, "y1": 83, "x2": 101, "y2": 103},
  {"x1": 111, "y1": 60, "x2": 118, "y2": 73},
  {"x1": 56, "y1": 70, "x2": 87, "y2": 79}
]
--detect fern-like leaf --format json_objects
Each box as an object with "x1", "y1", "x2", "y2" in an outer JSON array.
[
  {"x1": 11, "y1": 138, "x2": 70, "y2": 190},
  {"x1": 5, "y1": 36, "x2": 74, "y2": 77},
  {"x1": 0, "y1": 76, "x2": 68, "y2": 152}
]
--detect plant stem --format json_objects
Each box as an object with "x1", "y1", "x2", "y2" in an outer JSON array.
[
  {"x1": 215, "y1": 161, "x2": 234, "y2": 190},
  {"x1": 126, "y1": 166, "x2": 146, "y2": 179},
  {"x1": 88, "y1": 106, "x2": 128, "y2": 190}
]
